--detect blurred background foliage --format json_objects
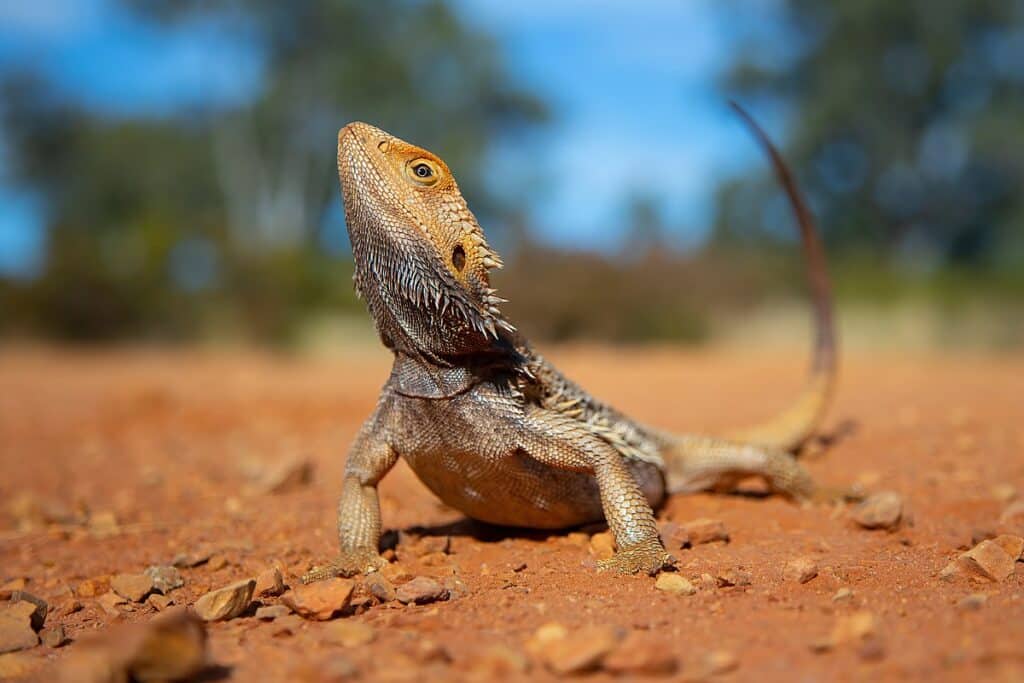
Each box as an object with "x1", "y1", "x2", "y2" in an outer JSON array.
[{"x1": 0, "y1": 0, "x2": 1022, "y2": 348}]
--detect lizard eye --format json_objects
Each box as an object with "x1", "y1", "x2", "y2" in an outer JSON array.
[{"x1": 406, "y1": 158, "x2": 440, "y2": 186}]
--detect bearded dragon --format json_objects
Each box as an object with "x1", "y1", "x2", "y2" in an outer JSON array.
[{"x1": 304, "y1": 103, "x2": 836, "y2": 579}]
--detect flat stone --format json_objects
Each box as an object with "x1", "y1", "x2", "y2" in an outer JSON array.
[
  {"x1": 254, "y1": 605, "x2": 290, "y2": 620},
  {"x1": 533, "y1": 624, "x2": 623, "y2": 675},
  {"x1": 320, "y1": 620, "x2": 375, "y2": 647},
  {"x1": 281, "y1": 578, "x2": 354, "y2": 620},
  {"x1": 57, "y1": 608, "x2": 207, "y2": 683},
  {"x1": 0, "y1": 611, "x2": 38, "y2": 654},
  {"x1": 8, "y1": 592, "x2": 47, "y2": 631},
  {"x1": 958, "y1": 539, "x2": 1016, "y2": 581},
  {"x1": 832, "y1": 587, "x2": 854, "y2": 602},
  {"x1": 395, "y1": 576, "x2": 449, "y2": 605},
  {"x1": 76, "y1": 578, "x2": 106, "y2": 598},
  {"x1": 144, "y1": 565, "x2": 184, "y2": 595},
  {"x1": 717, "y1": 568, "x2": 753, "y2": 587},
  {"x1": 853, "y1": 491, "x2": 904, "y2": 530},
  {"x1": 603, "y1": 631, "x2": 677, "y2": 676},
  {"x1": 683, "y1": 518, "x2": 730, "y2": 545},
  {"x1": 97, "y1": 591, "x2": 127, "y2": 616},
  {"x1": 111, "y1": 573, "x2": 155, "y2": 603},
  {"x1": 658, "y1": 522, "x2": 690, "y2": 550},
  {"x1": 784, "y1": 557, "x2": 819, "y2": 584},
  {"x1": 255, "y1": 567, "x2": 286, "y2": 598},
  {"x1": 654, "y1": 573, "x2": 696, "y2": 595},
  {"x1": 193, "y1": 579, "x2": 255, "y2": 621},
  {"x1": 146, "y1": 594, "x2": 174, "y2": 612},
  {"x1": 700, "y1": 650, "x2": 739, "y2": 676}
]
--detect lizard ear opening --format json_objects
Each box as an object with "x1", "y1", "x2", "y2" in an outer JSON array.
[{"x1": 452, "y1": 244, "x2": 466, "y2": 272}]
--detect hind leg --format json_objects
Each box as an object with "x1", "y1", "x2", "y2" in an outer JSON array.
[{"x1": 663, "y1": 434, "x2": 816, "y2": 500}]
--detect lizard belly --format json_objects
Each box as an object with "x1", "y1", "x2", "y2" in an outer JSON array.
[{"x1": 392, "y1": 393, "x2": 663, "y2": 529}]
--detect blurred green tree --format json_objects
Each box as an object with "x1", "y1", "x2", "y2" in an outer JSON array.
[
  {"x1": 714, "y1": 0, "x2": 1024, "y2": 274},
  {"x1": 0, "y1": 0, "x2": 546, "y2": 342}
]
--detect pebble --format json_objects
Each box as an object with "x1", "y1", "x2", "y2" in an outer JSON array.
[
  {"x1": 1000, "y1": 501, "x2": 1024, "y2": 534},
  {"x1": 57, "y1": 609, "x2": 207, "y2": 683},
  {"x1": 192, "y1": 579, "x2": 256, "y2": 621},
  {"x1": 255, "y1": 567, "x2": 286, "y2": 598},
  {"x1": 0, "y1": 579, "x2": 26, "y2": 601},
  {"x1": 147, "y1": 594, "x2": 173, "y2": 611},
  {"x1": 654, "y1": 573, "x2": 696, "y2": 596},
  {"x1": 603, "y1": 631, "x2": 677, "y2": 676},
  {"x1": 76, "y1": 579, "x2": 105, "y2": 598},
  {"x1": 814, "y1": 610, "x2": 879, "y2": 652},
  {"x1": 957, "y1": 593, "x2": 988, "y2": 611},
  {"x1": 852, "y1": 491, "x2": 904, "y2": 530},
  {"x1": 365, "y1": 573, "x2": 396, "y2": 603},
  {"x1": 658, "y1": 522, "x2": 690, "y2": 550},
  {"x1": 172, "y1": 549, "x2": 213, "y2": 568},
  {"x1": 0, "y1": 610, "x2": 38, "y2": 654},
  {"x1": 396, "y1": 576, "x2": 449, "y2": 605},
  {"x1": 249, "y1": 456, "x2": 313, "y2": 495},
  {"x1": 991, "y1": 484, "x2": 1017, "y2": 503},
  {"x1": 530, "y1": 623, "x2": 623, "y2": 675},
  {"x1": 465, "y1": 645, "x2": 530, "y2": 676},
  {"x1": 255, "y1": 605, "x2": 290, "y2": 620},
  {"x1": 784, "y1": 557, "x2": 819, "y2": 584},
  {"x1": 144, "y1": 565, "x2": 184, "y2": 595},
  {"x1": 41, "y1": 625, "x2": 69, "y2": 648},
  {"x1": 717, "y1": 568, "x2": 753, "y2": 587},
  {"x1": 321, "y1": 621, "x2": 375, "y2": 647},
  {"x1": 281, "y1": 578, "x2": 355, "y2": 620},
  {"x1": 700, "y1": 649, "x2": 739, "y2": 676},
  {"x1": 683, "y1": 518, "x2": 730, "y2": 545},
  {"x1": 111, "y1": 573, "x2": 155, "y2": 603},
  {"x1": 206, "y1": 554, "x2": 229, "y2": 571},
  {"x1": 699, "y1": 573, "x2": 718, "y2": 591},
  {"x1": 589, "y1": 532, "x2": 616, "y2": 560},
  {"x1": 381, "y1": 562, "x2": 413, "y2": 584},
  {"x1": 957, "y1": 539, "x2": 1017, "y2": 581},
  {"x1": 832, "y1": 587, "x2": 854, "y2": 602},
  {"x1": 97, "y1": 592, "x2": 127, "y2": 616},
  {"x1": 993, "y1": 534, "x2": 1024, "y2": 561}
]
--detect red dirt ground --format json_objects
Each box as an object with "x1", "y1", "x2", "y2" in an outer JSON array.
[{"x1": 1, "y1": 346, "x2": 1022, "y2": 681}]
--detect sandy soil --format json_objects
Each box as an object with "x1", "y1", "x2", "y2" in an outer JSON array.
[{"x1": 1, "y1": 346, "x2": 1022, "y2": 681}]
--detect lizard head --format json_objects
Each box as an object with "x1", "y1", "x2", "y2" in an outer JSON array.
[{"x1": 337, "y1": 122, "x2": 515, "y2": 362}]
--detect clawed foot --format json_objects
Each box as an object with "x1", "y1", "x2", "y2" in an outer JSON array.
[
  {"x1": 597, "y1": 538, "x2": 675, "y2": 576},
  {"x1": 301, "y1": 548, "x2": 388, "y2": 584}
]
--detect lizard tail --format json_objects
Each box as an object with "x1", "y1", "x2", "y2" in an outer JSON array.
[{"x1": 721, "y1": 102, "x2": 837, "y2": 453}]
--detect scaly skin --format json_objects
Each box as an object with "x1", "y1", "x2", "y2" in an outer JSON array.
[{"x1": 303, "y1": 106, "x2": 837, "y2": 582}]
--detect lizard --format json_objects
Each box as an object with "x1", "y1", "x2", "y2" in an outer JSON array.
[{"x1": 303, "y1": 102, "x2": 837, "y2": 580}]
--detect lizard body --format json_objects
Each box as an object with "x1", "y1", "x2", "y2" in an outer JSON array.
[{"x1": 304, "y1": 106, "x2": 836, "y2": 579}]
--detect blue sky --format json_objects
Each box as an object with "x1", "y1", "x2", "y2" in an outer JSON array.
[{"x1": 0, "y1": 0, "x2": 784, "y2": 278}]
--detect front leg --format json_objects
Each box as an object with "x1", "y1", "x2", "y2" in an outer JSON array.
[
  {"x1": 303, "y1": 407, "x2": 397, "y2": 583},
  {"x1": 521, "y1": 408, "x2": 673, "y2": 575}
]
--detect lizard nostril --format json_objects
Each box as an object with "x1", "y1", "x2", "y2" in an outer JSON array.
[{"x1": 377, "y1": 139, "x2": 390, "y2": 153}]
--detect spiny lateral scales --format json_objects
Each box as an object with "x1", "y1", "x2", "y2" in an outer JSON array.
[{"x1": 303, "y1": 104, "x2": 838, "y2": 581}]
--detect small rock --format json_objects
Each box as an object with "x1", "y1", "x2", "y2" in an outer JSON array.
[
  {"x1": 784, "y1": 557, "x2": 819, "y2": 584},
  {"x1": 111, "y1": 573, "x2": 155, "y2": 603},
  {"x1": 9, "y1": 591, "x2": 47, "y2": 631},
  {"x1": 603, "y1": 631, "x2": 677, "y2": 676},
  {"x1": 1000, "y1": 501, "x2": 1024, "y2": 534},
  {"x1": 466, "y1": 645, "x2": 530, "y2": 677},
  {"x1": 321, "y1": 621, "x2": 375, "y2": 647},
  {"x1": 249, "y1": 456, "x2": 313, "y2": 495},
  {"x1": 958, "y1": 539, "x2": 1016, "y2": 581},
  {"x1": 193, "y1": 579, "x2": 255, "y2": 621},
  {"x1": 88, "y1": 511, "x2": 120, "y2": 537},
  {"x1": 0, "y1": 610, "x2": 38, "y2": 654},
  {"x1": 832, "y1": 587, "x2": 854, "y2": 602},
  {"x1": 41, "y1": 625, "x2": 69, "y2": 648},
  {"x1": 654, "y1": 573, "x2": 696, "y2": 596},
  {"x1": 281, "y1": 578, "x2": 355, "y2": 620},
  {"x1": 144, "y1": 565, "x2": 184, "y2": 595},
  {"x1": 658, "y1": 522, "x2": 690, "y2": 550},
  {"x1": 821, "y1": 610, "x2": 879, "y2": 651},
  {"x1": 97, "y1": 592, "x2": 127, "y2": 616},
  {"x1": 566, "y1": 532, "x2": 590, "y2": 548},
  {"x1": 381, "y1": 562, "x2": 413, "y2": 584},
  {"x1": 206, "y1": 554, "x2": 229, "y2": 571},
  {"x1": 58, "y1": 608, "x2": 207, "y2": 683},
  {"x1": 395, "y1": 576, "x2": 449, "y2": 605},
  {"x1": 60, "y1": 601, "x2": 83, "y2": 618},
  {"x1": 853, "y1": 491, "x2": 904, "y2": 530},
  {"x1": 0, "y1": 579, "x2": 26, "y2": 601},
  {"x1": 255, "y1": 567, "x2": 286, "y2": 598},
  {"x1": 699, "y1": 573, "x2": 717, "y2": 591},
  {"x1": 255, "y1": 605, "x2": 290, "y2": 620},
  {"x1": 957, "y1": 593, "x2": 988, "y2": 611},
  {"x1": 716, "y1": 568, "x2": 753, "y2": 587},
  {"x1": 992, "y1": 534, "x2": 1024, "y2": 561},
  {"x1": 530, "y1": 624, "x2": 623, "y2": 675},
  {"x1": 365, "y1": 573, "x2": 396, "y2": 602},
  {"x1": 172, "y1": 549, "x2": 212, "y2": 568},
  {"x1": 397, "y1": 532, "x2": 450, "y2": 559},
  {"x1": 700, "y1": 649, "x2": 739, "y2": 676},
  {"x1": 589, "y1": 532, "x2": 615, "y2": 560},
  {"x1": 412, "y1": 639, "x2": 451, "y2": 664},
  {"x1": 146, "y1": 594, "x2": 173, "y2": 612},
  {"x1": 683, "y1": 518, "x2": 730, "y2": 545},
  {"x1": 991, "y1": 484, "x2": 1017, "y2": 503},
  {"x1": 75, "y1": 578, "x2": 105, "y2": 598}
]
